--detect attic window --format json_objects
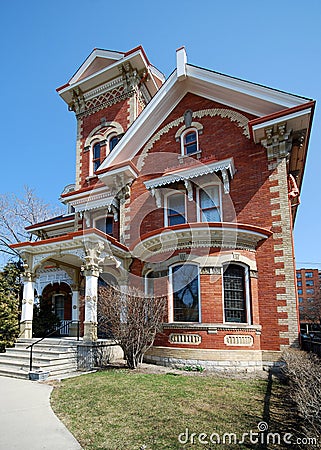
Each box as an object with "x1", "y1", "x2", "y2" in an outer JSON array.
[{"x1": 182, "y1": 129, "x2": 198, "y2": 155}]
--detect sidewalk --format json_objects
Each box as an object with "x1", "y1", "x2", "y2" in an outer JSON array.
[{"x1": 0, "y1": 376, "x2": 82, "y2": 450}]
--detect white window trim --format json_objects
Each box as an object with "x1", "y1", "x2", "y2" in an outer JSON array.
[
  {"x1": 144, "y1": 270, "x2": 153, "y2": 296},
  {"x1": 89, "y1": 139, "x2": 101, "y2": 177},
  {"x1": 93, "y1": 214, "x2": 114, "y2": 234},
  {"x1": 222, "y1": 263, "x2": 252, "y2": 325},
  {"x1": 164, "y1": 191, "x2": 188, "y2": 227},
  {"x1": 169, "y1": 263, "x2": 201, "y2": 323},
  {"x1": 107, "y1": 133, "x2": 119, "y2": 155},
  {"x1": 196, "y1": 183, "x2": 222, "y2": 223},
  {"x1": 180, "y1": 128, "x2": 199, "y2": 156}
]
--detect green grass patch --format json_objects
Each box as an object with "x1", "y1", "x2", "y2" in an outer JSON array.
[{"x1": 51, "y1": 369, "x2": 289, "y2": 450}]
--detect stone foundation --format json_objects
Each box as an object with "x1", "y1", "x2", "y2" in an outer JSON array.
[{"x1": 144, "y1": 347, "x2": 284, "y2": 373}]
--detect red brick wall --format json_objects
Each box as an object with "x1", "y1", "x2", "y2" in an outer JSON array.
[
  {"x1": 125, "y1": 93, "x2": 292, "y2": 352},
  {"x1": 79, "y1": 99, "x2": 131, "y2": 187}
]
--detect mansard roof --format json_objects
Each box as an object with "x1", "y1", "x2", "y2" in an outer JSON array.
[
  {"x1": 56, "y1": 45, "x2": 165, "y2": 106},
  {"x1": 98, "y1": 47, "x2": 314, "y2": 175}
]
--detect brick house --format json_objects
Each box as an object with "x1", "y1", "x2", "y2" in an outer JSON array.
[{"x1": 12, "y1": 46, "x2": 315, "y2": 371}]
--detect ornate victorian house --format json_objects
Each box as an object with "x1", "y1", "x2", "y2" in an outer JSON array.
[{"x1": 12, "y1": 45, "x2": 315, "y2": 370}]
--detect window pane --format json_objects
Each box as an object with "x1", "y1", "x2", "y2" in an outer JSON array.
[
  {"x1": 200, "y1": 187, "x2": 220, "y2": 222},
  {"x1": 224, "y1": 265, "x2": 246, "y2": 323},
  {"x1": 184, "y1": 131, "x2": 198, "y2": 155},
  {"x1": 95, "y1": 217, "x2": 113, "y2": 236},
  {"x1": 54, "y1": 295, "x2": 64, "y2": 320},
  {"x1": 93, "y1": 143, "x2": 101, "y2": 159},
  {"x1": 168, "y1": 193, "x2": 186, "y2": 226},
  {"x1": 184, "y1": 132, "x2": 196, "y2": 144},
  {"x1": 172, "y1": 264, "x2": 199, "y2": 322},
  {"x1": 109, "y1": 136, "x2": 119, "y2": 151}
]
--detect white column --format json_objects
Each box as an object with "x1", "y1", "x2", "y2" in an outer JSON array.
[
  {"x1": 83, "y1": 269, "x2": 99, "y2": 341},
  {"x1": 69, "y1": 289, "x2": 80, "y2": 338},
  {"x1": 72, "y1": 290, "x2": 79, "y2": 321},
  {"x1": 20, "y1": 273, "x2": 35, "y2": 339}
]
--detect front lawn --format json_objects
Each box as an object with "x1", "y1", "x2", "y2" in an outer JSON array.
[{"x1": 51, "y1": 368, "x2": 292, "y2": 450}]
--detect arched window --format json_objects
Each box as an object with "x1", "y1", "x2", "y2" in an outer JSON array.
[
  {"x1": 170, "y1": 264, "x2": 200, "y2": 322},
  {"x1": 109, "y1": 135, "x2": 119, "y2": 152},
  {"x1": 181, "y1": 129, "x2": 198, "y2": 155},
  {"x1": 223, "y1": 264, "x2": 249, "y2": 323},
  {"x1": 93, "y1": 142, "x2": 101, "y2": 172}
]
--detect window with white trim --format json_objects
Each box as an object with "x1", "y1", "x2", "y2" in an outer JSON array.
[
  {"x1": 94, "y1": 216, "x2": 113, "y2": 236},
  {"x1": 92, "y1": 142, "x2": 101, "y2": 172},
  {"x1": 109, "y1": 134, "x2": 120, "y2": 153},
  {"x1": 170, "y1": 264, "x2": 200, "y2": 322},
  {"x1": 198, "y1": 185, "x2": 221, "y2": 222},
  {"x1": 166, "y1": 192, "x2": 186, "y2": 226},
  {"x1": 223, "y1": 264, "x2": 250, "y2": 324},
  {"x1": 181, "y1": 128, "x2": 199, "y2": 155}
]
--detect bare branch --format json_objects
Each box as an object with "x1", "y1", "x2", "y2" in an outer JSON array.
[{"x1": 98, "y1": 286, "x2": 166, "y2": 369}]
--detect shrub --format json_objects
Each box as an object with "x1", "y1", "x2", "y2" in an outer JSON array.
[{"x1": 282, "y1": 348, "x2": 321, "y2": 440}]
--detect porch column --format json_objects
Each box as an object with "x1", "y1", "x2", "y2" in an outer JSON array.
[
  {"x1": 69, "y1": 288, "x2": 80, "y2": 337},
  {"x1": 83, "y1": 268, "x2": 99, "y2": 342},
  {"x1": 20, "y1": 272, "x2": 35, "y2": 339}
]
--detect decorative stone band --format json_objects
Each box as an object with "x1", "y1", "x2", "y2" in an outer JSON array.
[
  {"x1": 168, "y1": 333, "x2": 202, "y2": 345},
  {"x1": 76, "y1": 89, "x2": 136, "y2": 119},
  {"x1": 224, "y1": 335, "x2": 254, "y2": 346},
  {"x1": 131, "y1": 223, "x2": 272, "y2": 260},
  {"x1": 163, "y1": 323, "x2": 262, "y2": 335}
]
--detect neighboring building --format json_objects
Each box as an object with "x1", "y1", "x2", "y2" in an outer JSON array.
[
  {"x1": 12, "y1": 46, "x2": 315, "y2": 371},
  {"x1": 296, "y1": 268, "x2": 321, "y2": 331}
]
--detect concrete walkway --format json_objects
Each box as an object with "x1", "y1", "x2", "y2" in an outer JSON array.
[{"x1": 0, "y1": 376, "x2": 82, "y2": 450}]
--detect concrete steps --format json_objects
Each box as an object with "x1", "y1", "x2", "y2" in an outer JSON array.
[{"x1": 0, "y1": 338, "x2": 80, "y2": 380}]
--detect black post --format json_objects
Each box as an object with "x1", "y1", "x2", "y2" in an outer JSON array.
[{"x1": 77, "y1": 321, "x2": 80, "y2": 341}]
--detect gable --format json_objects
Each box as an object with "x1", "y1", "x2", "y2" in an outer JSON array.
[
  {"x1": 77, "y1": 57, "x2": 120, "y2": 82},
  {"x1": 98, "y1": 54, "x2": 313, "y2": 175}
]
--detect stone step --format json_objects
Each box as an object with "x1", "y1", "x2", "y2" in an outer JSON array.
[
  {"x1": 0, "y1": 338, "x2": 80, "y2": 379},
  {"x1": 0, "y1": 354, "x2": 77, "y2": 366},
  {"x1": 0, "y1": 367, "x2": 29, "y2": 380},
  {"x1": 4, "y1": 348, "x2": 77, "y2": 359}
]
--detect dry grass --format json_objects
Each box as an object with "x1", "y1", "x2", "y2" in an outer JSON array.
[{"x1": 50, "y1": 367, "x2": 304, "y2": 450}]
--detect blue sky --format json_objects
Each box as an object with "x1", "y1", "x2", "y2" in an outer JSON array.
[{"x1": 0, "y1": 0, "x2": 320, "y2": 268}]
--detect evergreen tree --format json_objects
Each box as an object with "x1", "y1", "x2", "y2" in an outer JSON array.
[{"x1": 0, "y1": 262, "x2": 22, "y2": 352}]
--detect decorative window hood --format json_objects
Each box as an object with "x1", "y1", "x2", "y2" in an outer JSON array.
[{"x1": 144, "y1": 157, "x2": 235, "y2": 196}]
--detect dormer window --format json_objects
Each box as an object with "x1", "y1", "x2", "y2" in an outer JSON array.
[
  {"x1": 182, "y1": 130, "x2": 198, "y2": 155},
  {"x1": 93, "y1": 142, "x2": 101, "y2": 172}
]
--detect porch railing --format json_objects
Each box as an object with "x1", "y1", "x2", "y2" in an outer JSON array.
[{"x1": 26, "y1": 320, "x2": 80, "y2": 372}]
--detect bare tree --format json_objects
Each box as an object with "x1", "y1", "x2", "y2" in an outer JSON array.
[
  {"x1": 0, "y1": 186, "x2": 63, "y2": 262},
  {"x1": 282, "y1": 349, "x2": 321, "y2": 444},
  {"x1": 98, "y1": 286, "x2": 167, "y2": 369},
  {"x1": 300, "y1": 297, "x2": 321, "y2": 330}
]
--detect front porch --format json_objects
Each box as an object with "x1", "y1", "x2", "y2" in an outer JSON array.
[{"x1": 11, "y1": 229, "x2": 131, "y2": 342}]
